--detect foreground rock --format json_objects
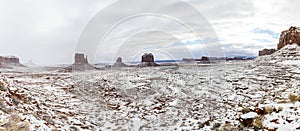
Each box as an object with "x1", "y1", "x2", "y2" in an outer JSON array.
[
  {"x1": 0, "y1": 71, "x2": 89, "y2": 130},
  {"x1": 0, "y1": 75, "x2": 30, "y2": 130},
  {"x1": 66, "y1": 53, "x2": 96, "y2": 71},
  {"x1": 138, "y1": 53, "x2": 158, "y2": 67}
]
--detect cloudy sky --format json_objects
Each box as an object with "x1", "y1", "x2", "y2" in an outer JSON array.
[{"x1": 0, "y1": 0, "x2": 299, "y2": 65}]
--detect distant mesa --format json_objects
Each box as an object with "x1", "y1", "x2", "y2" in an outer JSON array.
[
  {"x1": 182, "y1": 56, "x2": 255, "y2": 62},
  {"x1": 138, "y1": 53, "x2": 159, "y2": 67},
  {"x1": 104, "y1": 57, "x2": 128, "y2": 68},
  {"x1": 0, "y1": 56, "x2": 24, "y2": 68},
  {"x1": 106, "y1": 53, "x2": 179, "y2": 68},
  {"x1": 66, "y1": 53, "x2": 96, "y2": 71},
  {"x1": 278, "y1": 26, "x2": 300, "y2": 50},
  {"x1": 258, "y1": 48, "x2": 276, "y2": 56},
  {"x1": 112, "y1": 57, "x2": 128, "y2": 67},
  {"x1": 201, "y1": 56, "x2": 209, "y2": 61}
]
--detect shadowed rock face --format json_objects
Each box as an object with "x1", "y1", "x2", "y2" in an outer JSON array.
[{"x1": 139, "y1": 53, "x2": 158, "y2": 67}]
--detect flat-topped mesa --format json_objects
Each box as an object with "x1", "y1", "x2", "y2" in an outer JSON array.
[
  {"x1": 0, "y1": 56, "x2": 24, "y2": 68},
  {"x1": 278, "y1": 26, "x2": 300, "y2": 50},
  {"x1": 138, "y1": 53, "x2": 158, "y2": 67},
  {"x1": 258, "y1": 48, "x2": 276, "y2": 56},
  {"x1": 66, "y1": 53, "x2": 96, "y2": 71}
]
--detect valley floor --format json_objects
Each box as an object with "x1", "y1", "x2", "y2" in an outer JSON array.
[{"x1": 0, "y1": 56, "x2": 300, "y2": 130}]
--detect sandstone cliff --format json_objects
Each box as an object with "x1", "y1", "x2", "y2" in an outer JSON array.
[{"x1": 277, "y1": 26, "x2": 300, "y2": 50}]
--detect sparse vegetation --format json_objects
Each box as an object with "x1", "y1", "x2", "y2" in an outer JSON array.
[
  {"x1": 253, "y1": 116, "x2": 263, "y2": 129},
  {"x1": 263, "y1": 106, "x2": 274, "y2": 114},
  {"x1": 288, "y1": 93, "x2": 299, "y2": 103}
]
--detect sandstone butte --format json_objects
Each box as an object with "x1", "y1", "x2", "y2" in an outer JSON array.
[{"x1": 259, "y1": 26, "x2": 300, "y2": 56}]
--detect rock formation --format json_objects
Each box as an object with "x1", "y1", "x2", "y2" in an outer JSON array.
[
  {"x1": 201, "y1": 56, "x2": 210, "y2": 61},
  {"x1": 66, "y1": 53, "x2": 96, "y2": 71},
  {"x1": 138, "y1": 53, "x2": 158, "y2": 67},
  {"x1": 258, "y1": 48, "x2": 276, "y2": 56},
  {"x1": 256, "y1": 44, "x2": 300, "y2": 65},
  {"x1": 112, "y1": 57, "x2": 127, "y2": 67},
  {"x1": 277, "y1": 26, "x2": 300, "y2": 50},
  {"x1": 74, "y1": 53, "x2": 88, "y2": 64},
  {"x1": 0, "y1": 56, "x2": 24, "y2": 68},
  {"x1": 141, "y1": 53, "x2": 155, "y2": 63}
]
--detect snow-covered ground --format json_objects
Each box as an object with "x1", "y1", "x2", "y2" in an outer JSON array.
[{"x1": 1, "y1": 44, "x2": 300, "y2": 130}]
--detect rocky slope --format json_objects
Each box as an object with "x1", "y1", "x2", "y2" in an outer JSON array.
[{"x1": 256, "y1": 43, "x2": 300, "y2": 65}]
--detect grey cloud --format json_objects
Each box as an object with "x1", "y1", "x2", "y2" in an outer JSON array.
[
  {"x1": 77, "y1": 0, "x2": 221, "y2": 64},
  {"x1": 0, "y1": 0, "x2": 111, "y2": 65},
  {"x1": 0, "y1": 0, "x2": 297, "y2": 65}
]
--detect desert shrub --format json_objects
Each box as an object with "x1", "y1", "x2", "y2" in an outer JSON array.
[{"x1": 288, "y1": 93, "x2": 299, "y2": 103}]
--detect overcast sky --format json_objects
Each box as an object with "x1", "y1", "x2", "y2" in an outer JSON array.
[{"x1": 0, "y1": 0, "x2": 299, "y2": 65}]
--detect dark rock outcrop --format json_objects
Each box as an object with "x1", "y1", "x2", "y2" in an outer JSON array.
[
  {"x1": 258, "y1": 48, "x2": 276, "y2": 56},
  {"x1": 278, "y1": 26, "x2": 300, "y2": 50},
  {"x1": 201, "y1": 56, "x2": 210, "y2": 61},
  {"x1": 138, "y1": 53, "x2": 158, "y2": 67},
  {"x1": 112, "y1": 57, "x2": 127, "y2": 67},
  {"x1": 0, "y1": 56, "x2": 24, "y2": 68},
  {"x1": 141, "y1": 53, "x2": 155, "y2": 62},
  {"x1": 66, "y1": 53, "x2": 96, "y2": 71}
]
